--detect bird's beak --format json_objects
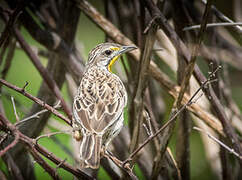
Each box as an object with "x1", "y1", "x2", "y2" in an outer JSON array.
[
  {"x1": 108, "y1": 45, "x2": 137, "y2": 72},
  {"x1": 117, "y1": 45, "x2": 137, "y2": 55}
]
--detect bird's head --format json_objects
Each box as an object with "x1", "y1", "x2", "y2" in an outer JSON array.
[{"x1": 86, "y1": 43, "x2": 137, "y2": 72}]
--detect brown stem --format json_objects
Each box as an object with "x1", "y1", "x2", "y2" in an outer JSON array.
[
  {"x1": 0, "y1": 79, "x2": 71, "y2": 125},
  {"x1": 0, "y1": 114, "x2": 92, "y2": 179},
  {"x1": 143, "y1": 0, "x2": 242, "y2": 167},
  {"x1": 129, "y1": 24, "x2": 157, "y2": 152},
  {"x1": 176, "y1": 0, "x2": 213, "y2": 107},
  {"x1": 13, "y1": 28, "x2": 72, "y2": 121},
  {"x1": 124, "y1": 67, "x2": 220, "y2": 164},
  {"x1": 0, "y1": 4, "x2": 25, "y2": 48}
]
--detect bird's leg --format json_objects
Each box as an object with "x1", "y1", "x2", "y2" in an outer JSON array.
[{"x1": 72, "y1": 122, "x2": 82, "y2": 141}]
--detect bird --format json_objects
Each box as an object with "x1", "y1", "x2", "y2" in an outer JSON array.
[{"x1": 72, "y1": 42, "x2": 137, "y2": 169}]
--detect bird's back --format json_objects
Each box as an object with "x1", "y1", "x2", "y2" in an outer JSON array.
[{"x1": 73, "y1": 66, "x2": 127, "y2": 133}]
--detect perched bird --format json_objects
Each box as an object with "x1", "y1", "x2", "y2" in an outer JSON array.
[{"x1": 73, "y1": 43, "x2": 137, "y2": 169}]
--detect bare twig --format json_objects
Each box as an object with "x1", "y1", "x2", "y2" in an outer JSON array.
[
  {"x1": 143, "y1": 0, "x2": 242, "y2": 167},
  {"x1": 1, "y1": 12, "x2": 72, "y2": 121},
  {"x1": 143, "y1": 110, "x2": 153, "y2": 136},
  {"x1": 15, "y1": 109, "x2": 48, "y2": 126},
  {"x1": 103, "y1": 151, "x2": 138, "y2": 180},
  {"x1": 1, "y1": 152, "x2": 24, "y2": 180},
  {"x1": 0, "y1": 4, "x2": 24, "y2": 48},
  {"x1": 167, "y1": 148, "x2": 182, "y2": 180},
  {"x1": 11, "y1": 97, "x2": 20, "y2": 122},
  {"x1": 76, "y1": 0, "x2": 224, "y2": 137},
  {"x1": 177, "y1": 0, "x2": 212, "y2": 107},
  {"x1": 129, "y1": 23, "x2": 157, "y2": 152},
  {"x1": 56, "y1": 158, "x2": 67, "y2": 170},
  {"x1": 0, "y1": 79, "x2": 71, "y2": 125},
  {"x1": 6, "y1": 5, "x2": 85, "y2": 83},
  {"x1": 0, "y1": 38, "x2": 16, "y2": 82},
  {"x1": 201, "y1": 0, "x2": 242, "y2": 33},
  {"x1": 0, "y1": 132, "x2": 19, "y2": 157},
  {"x1": 13, "y1": 28, "x2": 72, "y2": 121},
  {"x1": 35, "y1": 131, "x2": 71, "y2": 144},
  {"x1": 193, "y1": 127, "x2": 242, "y2": 159},
  {"x1": 124, "y1": 67, "x2": 220, "y2": 165},
  {"x1": 15, "y1": 101, "x2": 61, "y2": 126},
  {"x1": 0, "y1": 114, "x2": 92, "y2": 179},
  {"x1": 0, "y1": 113, "x2": 20, "y2": 157},
  {"x1": 28, "y1": 147, "x2": 61, "y2": 180},
  {"x1": 183, "y1": 22, "x2": 242, "y2": 31}
]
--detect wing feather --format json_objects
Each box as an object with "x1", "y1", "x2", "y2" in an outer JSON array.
[{"x1": 73, "y1": 67, "x2": 127, "y2": 134}]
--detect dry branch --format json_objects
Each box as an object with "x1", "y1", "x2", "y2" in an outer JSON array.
[
  {"x1": 142, "y1": 0, "x2": 242, "y2": 167},
  {"x1": 75, "y1": 0, "x2": 224, "y2": 136},
  {"x1": 124, "y1": 67, "x2": 220, "y2": 165},
  {"x1": 194, "y1": 127, "x2": 242, "y2": 159},
  {"x1": 0, "y1": 79, "x2": 71, "y2": 125},
  {"x1": 0, "y1": 4, "x2": 24, "y2": 48},
  {"x1": 176, "y1": 0, "x2": 212, "y2": 107},
  {"x1": 129, "y1": 24, "x2": 158, "y2": 152},
  {"x1": 0, "y1": 114, "x2": 92, "y2": 180}
]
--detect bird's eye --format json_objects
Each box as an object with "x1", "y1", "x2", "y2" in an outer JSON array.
[{"x1": 104, "y1": 50, "x2": 112, "y2": 56}]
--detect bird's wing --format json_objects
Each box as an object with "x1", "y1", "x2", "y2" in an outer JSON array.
[{"x1": 73, "y1": 71, "x2": 127, "y2": 134}]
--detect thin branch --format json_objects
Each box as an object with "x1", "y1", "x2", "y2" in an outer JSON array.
[
  {"x1": 1, "y1": 12, "x2": 72, "y2": 121},
  {"x1": 129, "y1": 23, "x2": 157, "y2": 152},
  {"x1": 193, "y1": 127, "x2": 242, "y2": 159},
  {"x1": 28, "y1": 147, "x2": 61, "y2": 180},
  {"x1": 15, "y1": 109, "x2": 48, "y2": 126},
  {"x1": 201, "y1": 0, "x2": 242, "y2": 33},
  {"x1": 183, "y1": 22, "x2": 242, "y2": 31},
  {"x1": 15, "y1": 101, "x2": 61, "y2": 126},
  {"x1": 0, "y1": 113, "x2": 20, "y2": 158},
  {"x1": 76, "y1": 0, "x2": 224, "y2": 137},
  {"x1": 0, "y1": 38, "x2": 16, "y2": 82},
  {"x1": 167, "y1": 148, "x2": 182, "y2": 180},
  {"x1": 143, "y1": 110, "x2": 153, "y2": 136},
  {"x1": 0, "y1": 79, "x2": 71, "y2": 126},
  {"x1": 143, "y1": 0, "x2": 242, "y2": 166},
  {"x1": 0, "y1": 132, "x2": 19, "y2": 157},
  {"x1": 1, "y1": 152, "x2": 24, "y2": 180},
  {"x1": 123, "y1": 67, "x2": 219, "y2": 165},
  {"x1": 0, "y1": 4, "x2": 24, "y2": 48},
  {"x1": 6, "y1": 5, "x2": 85, "y2": 83},
  {"x1": 13, "y1": 28, "x2": 72, "y2": 121},
  {"x1": 32, "y1": 140, "x2": 92, "y2": 179},
  {"x1": 11, "y1": 96, "x2": 20, "y2": 122},
  {"x1": 0, "y1": 114, "x2": 92, "y2": 179},
  {"x1": 35, "y1": 131, "x2": 71, "y2": 144},
  {"x1": 103, "y1": 151, "x2": 138, "y2": 180},
  {"x1": 56, "y1": 158, "x2": 67, "y2": 170},
  {"x1": 177, "y1": 0, "x2": 213, "y2": 107}
]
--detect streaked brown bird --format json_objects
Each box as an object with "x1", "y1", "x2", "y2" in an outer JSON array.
[{"x1": 73, "y1": 43, "x2": 137, "y2": 169}]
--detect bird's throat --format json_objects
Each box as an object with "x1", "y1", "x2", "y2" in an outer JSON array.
[{"x1": 108, "y1": 55, "x2": 120, "y2": 72}]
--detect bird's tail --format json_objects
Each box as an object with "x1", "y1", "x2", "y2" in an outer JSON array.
[{"x1": 79, "y1": 133, "x2": 102, "y2": 169}]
